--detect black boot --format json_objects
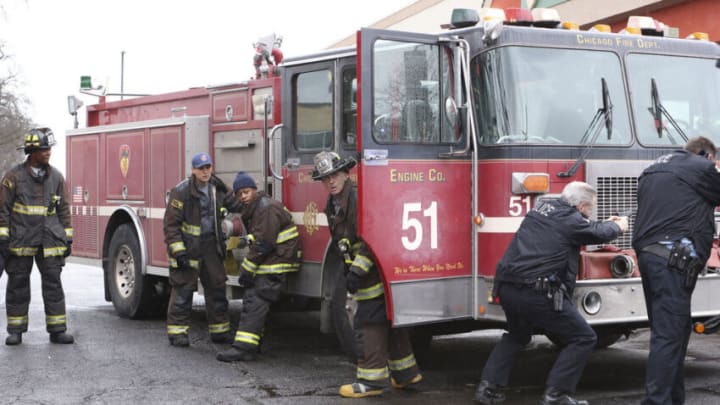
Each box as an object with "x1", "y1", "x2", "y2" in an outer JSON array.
[
  {"x1": 540, "y1": 387, "x2": 588, "y2": 405},
  {"x1": 474, "y1": 380, "x2": 505, "y2": 404},
  {"x1": 216, "y1": 346, "x2": 256, "y2": 362},
  {"x1": 210, "y1": 331, "x2": 233, "y2": 344},
  {"x1": 50, "y1": 332, "x2": 75, "y2": 344},
  {"x1": 5, "y1": 333, "x2": 22, "y2": 346},
  {"x1": 168, "y1": 334, "x2": 189, "y2": 347}
]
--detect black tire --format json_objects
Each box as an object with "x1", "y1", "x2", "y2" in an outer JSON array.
[
  {"x1": 107, "y1": 224, "x2": 167, "y2": 318},
  {"x1": 410, "y1": 326, "x2": 433, "y2": 354},
  {"x1": 330, "y1": 273, "x2": 363, "y2": 362},
  {"x1": 594, "y1": 329, "x2": 625, "y2": 349}
]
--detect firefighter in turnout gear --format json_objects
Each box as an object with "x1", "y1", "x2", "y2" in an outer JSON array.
[
  {"x1": 217, "y1": 171, "x2": 301, "y2": 362},
  {"x1": 311, "y1": 151, "x2": 422, "y2": 398},
  {"x1": 0, "y1": 128, "x2": 74, "y2": 345},
  {"x1": 163, "y1": 152, "x2": 236, "y2": 347}
]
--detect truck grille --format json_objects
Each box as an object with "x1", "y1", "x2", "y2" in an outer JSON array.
[{"x1": 595, "y1": 176, "x2": 637, "y2": 249}]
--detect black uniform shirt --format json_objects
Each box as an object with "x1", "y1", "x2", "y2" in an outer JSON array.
[
  {"x1": 497, "y1": 198, "x2": 622, "y2": 292},
  {"x1": 632, "y1": 150, "x2": 720, "y2": 262}
]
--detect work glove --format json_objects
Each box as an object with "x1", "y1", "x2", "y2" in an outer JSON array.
[
  {"x1": 346, "y1": 271, "x2": 360, "y2": 294},
  {"x1": 63, "y1": 242, "x2": 72, "y2": 258},
  {"x1": 255, "y1": 239, "x2": 275, "y2": 256},
  {"x1": 239, "y1": 270, "x2": 255, "y2": 289},
  {"x1": 175, "y1": 254, "x2": 190, "y2": 270},
  {"x1": 0, "y1": 240, "x2": 9, "y2": 260}
]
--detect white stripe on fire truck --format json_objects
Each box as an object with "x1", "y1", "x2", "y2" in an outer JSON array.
[
  {"x1": 476, "y1": 217, "x2": 524, "y2": 233},
  {"x1": 80, "y1": 206, "x2": 331, "y2": 228}
]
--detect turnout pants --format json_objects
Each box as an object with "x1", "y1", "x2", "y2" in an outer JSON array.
[
  {"x1": 6, "y1": 253, "x2": 67, "y2": 334},
  {"x1": 639, "y1": 252, "x2": 694, "y2": 405},
  {"x1": 232, "y1": 273, "x2": 285, "y2": 352},
  {"x1": 481, "y1": 283, "x2": 597, "y2": 393},
  {"x1": 166, "y1": 240, "x2": 229, "y2": 339},
  {"x1": 355, "y1": 312, "x2": 420, "y2": 388}
]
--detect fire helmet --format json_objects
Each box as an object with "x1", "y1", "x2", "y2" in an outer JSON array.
[
  {"x1": 311, "y1": 151, "x2": 356, "y2": 181},
  {"x1": 23, "y1": 127, "x2": 56, "y2": 154}
]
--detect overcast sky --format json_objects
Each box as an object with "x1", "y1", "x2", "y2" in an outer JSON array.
[{"x1": 0, "y1": 0, "x2": 417, "y2": 172}]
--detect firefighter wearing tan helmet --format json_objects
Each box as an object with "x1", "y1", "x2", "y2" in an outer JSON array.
[
  {"x1": 0, "y1": 128, "x2": 74, "y2": 345},
  {"x1": 311, "y1": 151, "x2": 422, "y2": 398}
]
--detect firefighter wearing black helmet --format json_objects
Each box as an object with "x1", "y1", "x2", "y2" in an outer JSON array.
[
  {"x1": 311, "y1": 151, "x2": 422, "y2": 398},
  {"x1": 0, "y1": 128, "x2": 74, "y2": 345}
]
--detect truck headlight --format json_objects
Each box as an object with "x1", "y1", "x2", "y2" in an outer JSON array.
[{"x1": 582, "y1": 291, "x2": 602, "y2": 315}]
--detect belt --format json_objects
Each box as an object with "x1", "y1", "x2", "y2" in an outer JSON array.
[{"x1": 641, "y1": 243, "x2": 671, "y2": 260}]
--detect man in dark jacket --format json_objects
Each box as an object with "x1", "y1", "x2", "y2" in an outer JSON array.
[
  {"x1": 216, "y1": 171, "x2": 301, "y2": 362},
  {"x1": 632, "y1": 136, "x2": 720, "y2": 405},
  {"x1": 311, "y1": 151, "x2": 422, "y2": 398},
  {"x1": 0, "y1": 128, "x2": 74, "y2": 345},
  {"x1": 163, "y1": 152, "x2": 234, "y2": 347},
  {"x1": 475, "y1": 181, "x2": 627, "y2": 405}
]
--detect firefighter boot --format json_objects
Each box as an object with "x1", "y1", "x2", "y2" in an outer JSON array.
[
  {"x1": 216, "y1": 346, "x2": 256, "y2": 362},
  {"x1": 540, "y1": 387, "x2": 589, "y2": 405},
  {"x1": 474, "y1": 380, "x2": 505, "y2": 404},
  {"x1": 339, "y1": 382, "x2": 384, "y2": 398},
  {"x1": 391, "y1": 373, "x2": 423, "y2": 389},
  {"x1": 210, "y1": 331, "x2": 234, "y2": 344},
  {"x1": 5, "y1": 333, "x2": 22, "y2": 346},
  {"x1": 50, "y1": 332, "x2": 74, "y2": 344},
  {"x1": 169, "y1": 334, "x2": 190, "y2": 347}
]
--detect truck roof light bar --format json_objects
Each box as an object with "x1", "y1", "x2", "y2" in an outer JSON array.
[
  {"x1": 624, "y1": 16, "x2": 664, "y2": 37},
  {"x1": 504, "y1": 8, "x2": 533, "y2": 26},
  {"x1": 531, "y1": 8, "x2": 561, "y2": 28},
  {"x1": 477, "y1": 8, "x2": 506, "y2": 23}
]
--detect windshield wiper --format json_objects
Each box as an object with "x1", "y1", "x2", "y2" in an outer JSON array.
[
  {"x1": 558, "y1": 78, "x2": 613, "y2": 178},
  {"x1": 649, "y1": 77, "x2": 687, "y2": 144}
]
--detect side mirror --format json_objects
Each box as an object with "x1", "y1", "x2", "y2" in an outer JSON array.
[{"x1": 444, "y1": 97, "x2": 460, "y2": 131}]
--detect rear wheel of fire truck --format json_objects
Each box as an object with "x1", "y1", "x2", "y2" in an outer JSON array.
[
  {"x1": 107, "y1": 224, "x2": 167, "y2": 318},
  {"x1": 330, "y1": 273, "x2": 363, "y2": 362}
]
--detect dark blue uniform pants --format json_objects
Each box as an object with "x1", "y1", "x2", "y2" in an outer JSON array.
[
  {"x1": 639, "y1": 252, "x2": 694, "y2": 405},
  {"x1": 481, "y1": 283, "x2": 597, "y2": 393}
]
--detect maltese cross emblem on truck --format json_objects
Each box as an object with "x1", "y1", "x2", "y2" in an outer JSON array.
[{"x1": 119, "y1": 144, "x2": 131, "y2": 178}]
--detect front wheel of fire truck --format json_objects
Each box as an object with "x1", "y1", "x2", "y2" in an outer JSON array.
[{"x1": 107, "y1": 224, "x2": 167, "y2": 318}]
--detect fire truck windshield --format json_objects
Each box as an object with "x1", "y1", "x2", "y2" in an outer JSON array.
[
  {"x1": 472, "y1": 46, "x2": 632, "y2": 146},
  {"x1": 627, "y1": 54, "x2": 720, "y2": 147}
]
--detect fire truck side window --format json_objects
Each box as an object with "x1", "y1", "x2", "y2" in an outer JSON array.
[
  {"x1": 294, "y1": 70, "x2": 333, "y2": 150},
  {"x1": 627, "y1": 54, "x2": 720, "y2": 147},
  {"x1": 342, "y1": 68, "x2": 357, "y2": 148},
  {"x1": 371, "y1": 40, "x2": 452, "y2": 145}
]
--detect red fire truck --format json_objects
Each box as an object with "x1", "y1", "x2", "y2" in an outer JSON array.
[{"x1": 66, "y1": 9, "x2": 720, "y2": 355}]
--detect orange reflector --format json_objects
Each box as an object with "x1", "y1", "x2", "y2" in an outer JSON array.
[
  {"x1": 687, "y1": 32, "x2": 709, "y2": 40},
  {"x1": 590, "y1": 24, "x2": 611, "y2": 33},
  {"x1": 523, "y1": 175, "x2": 549, "y2": 193},
  {"x1": 694, "y1": 323, "x2": 705, "y2": 334},
  {"x1": 478, "y1": 305, "x2": 486, "y2": 314},
  {"x1": 561, "y1": 21, "x2": 579, "y2": 30},
  {"x1": 512, "y1": 172, "x2": 550, "y2": 194},
  {"x1": 474, "y1": 215, "x2": 484, "y2": 226},
  {"x1": 624, "y1": 27, "x2": 641, "y2": 35}
]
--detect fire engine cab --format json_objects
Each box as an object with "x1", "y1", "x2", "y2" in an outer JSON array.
[{"x1": 67, "y1": 8, "x2": 720, "y2": 355}]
